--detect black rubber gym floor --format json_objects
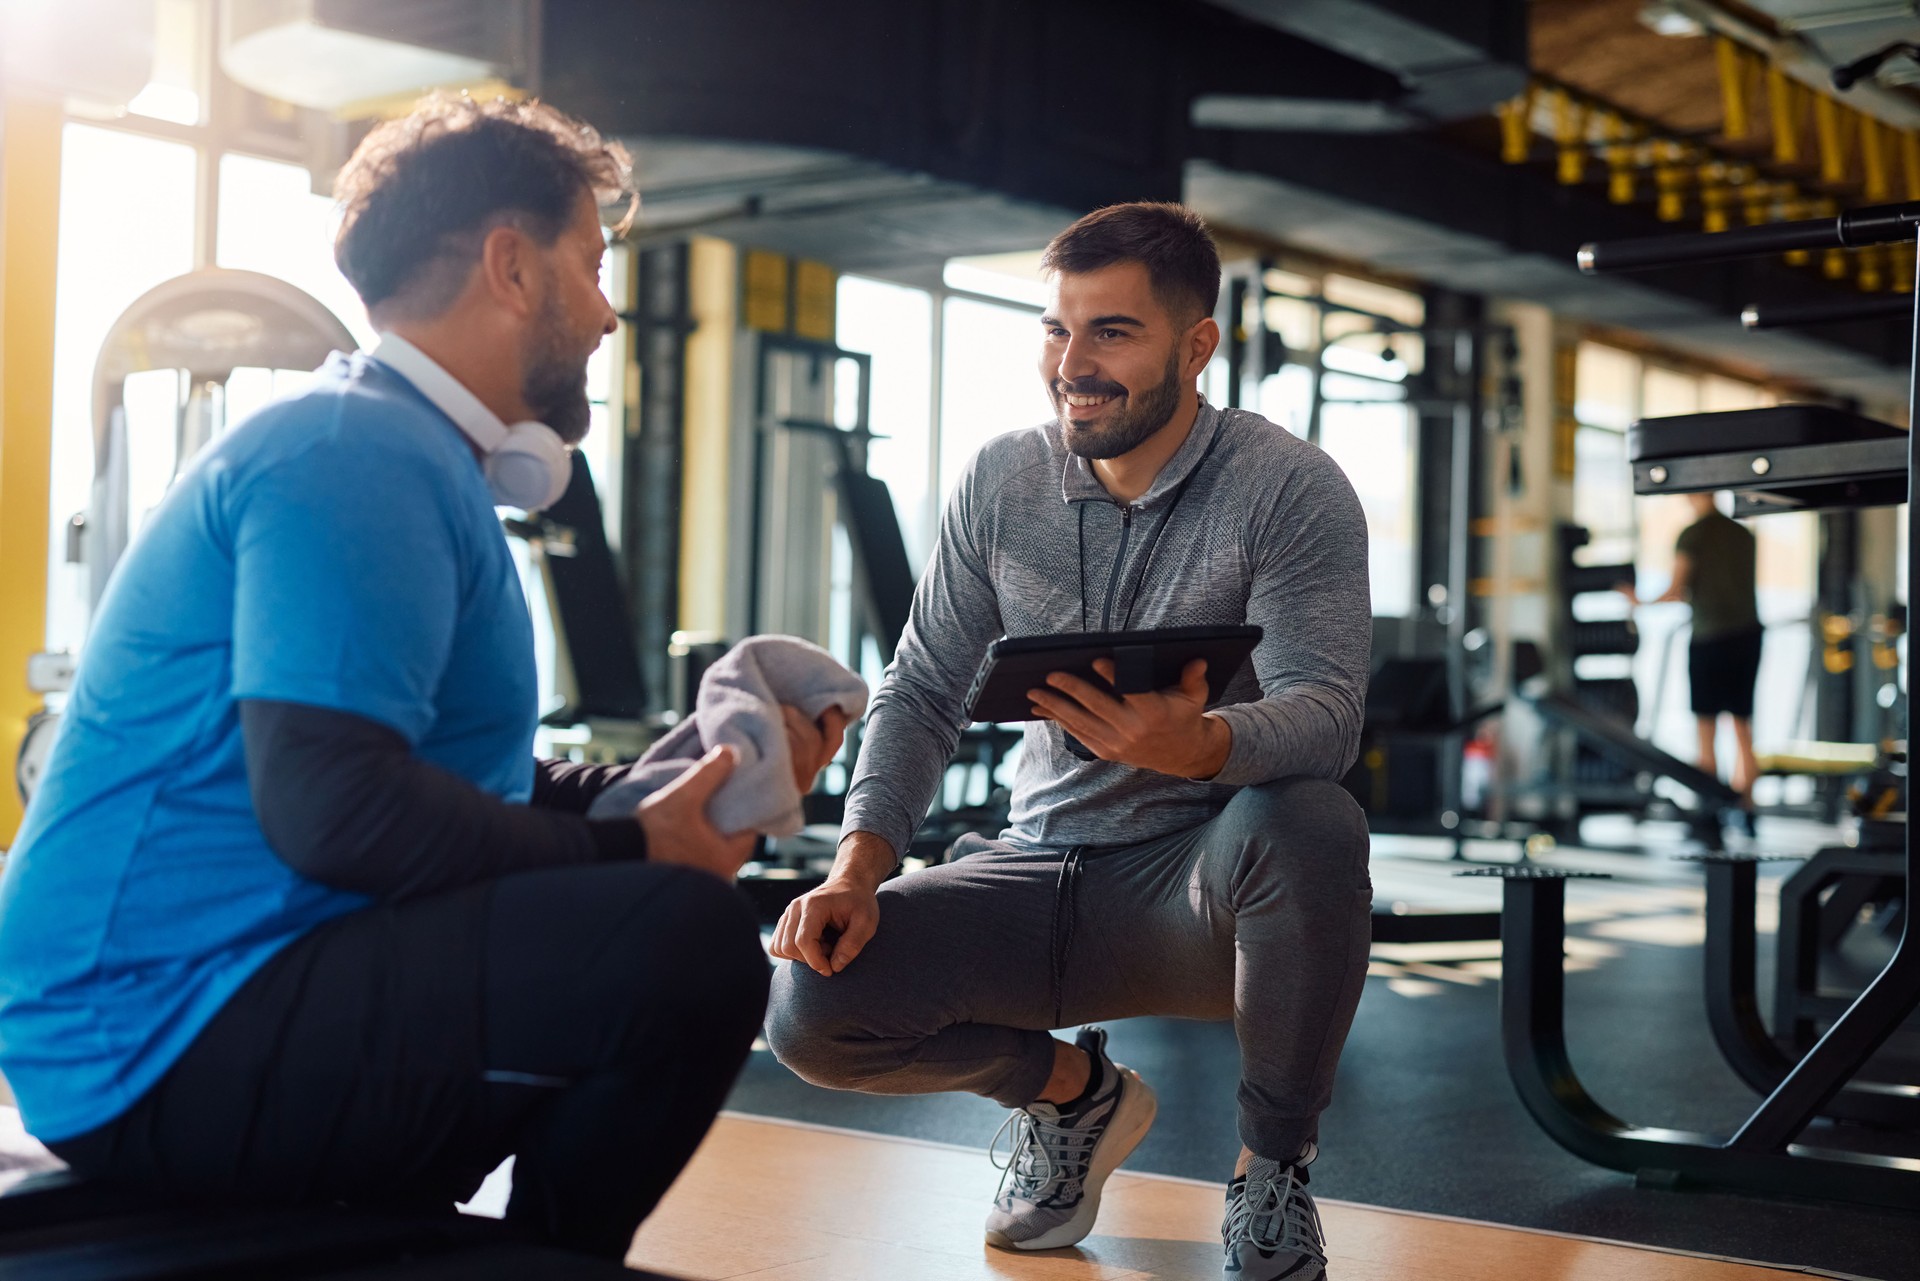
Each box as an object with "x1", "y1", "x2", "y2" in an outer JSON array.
[{"x1": 730, "y1": 822, "x2": 1920, "y2": 1281}]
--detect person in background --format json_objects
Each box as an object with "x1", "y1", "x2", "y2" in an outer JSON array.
[{"x1": 1622, "y1": 491, "x2": 1762, "y2": 831}]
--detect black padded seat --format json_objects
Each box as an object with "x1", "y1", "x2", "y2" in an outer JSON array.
[{"x1": 1629, "y1": 404, "x2": 1905, "y2": 463}]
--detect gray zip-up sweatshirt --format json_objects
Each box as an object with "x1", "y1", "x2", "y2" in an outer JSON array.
[{"x1": 843, "y1": 400, "x2": 1371, "y2": 856}]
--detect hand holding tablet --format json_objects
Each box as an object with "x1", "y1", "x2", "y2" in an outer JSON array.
[{"x1": 964, "y1": 625, "x2": 1262, "y2": 723}]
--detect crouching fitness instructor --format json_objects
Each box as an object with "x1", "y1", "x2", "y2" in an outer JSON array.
[
  {"x1": 765, "y1": 203, "x2": 1373, "y2": 1281},
  {"x1": 0, "y1": 96, "x2": 843, "y2": 1259}
]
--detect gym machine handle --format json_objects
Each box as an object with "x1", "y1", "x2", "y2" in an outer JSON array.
[
  {"x1": 1741, "y1": 294, "x2": 1914, "y2": 330},
  {"x1": 1578, "y1": 200, "x2": 1920, "y2": 274}
]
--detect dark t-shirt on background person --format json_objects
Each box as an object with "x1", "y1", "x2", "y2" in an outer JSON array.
[{"x1": 1676, "y1": 511, "x2": 1759, "y2": 641}]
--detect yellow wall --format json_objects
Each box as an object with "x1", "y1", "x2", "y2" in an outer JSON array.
[
  {"x1": 0, "y1": 94, "x2": 61, "y2": 846},
  {"x1": 680, "y1": 236, "x2": 737, "y2": 635}
]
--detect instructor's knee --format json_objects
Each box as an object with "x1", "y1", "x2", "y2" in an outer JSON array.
[
  {"x1": 1225, "y1": 776, "x2": 1369, "y2": 877},
  {"x1": 762, "y1": 963, "x2": 871, "y2": 1090}
]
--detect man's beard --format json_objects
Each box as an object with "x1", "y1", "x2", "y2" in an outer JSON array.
[
  {"x1": 522, "y1": 290, "x2": 593, "y2": 445},
  {"x1": 1054, "y1": 347, "x2": 1184, "y2": 460}
]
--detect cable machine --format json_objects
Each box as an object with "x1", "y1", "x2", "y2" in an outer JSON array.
[{"x1": 16, "y1": 269, "x2": 355, "y2": 806}]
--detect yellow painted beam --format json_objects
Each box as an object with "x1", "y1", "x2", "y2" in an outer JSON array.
[
  {"x1": 793, "y1": 260, "x2": 837, "y2": 343},
  {"x1": 0, "y1": 93, "x2": 62, "y2": 845},
  {"x1": 680, "y1": 236, "x2": 736, "y2": 636}
]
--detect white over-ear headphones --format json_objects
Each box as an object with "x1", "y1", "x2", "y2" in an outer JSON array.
[
  {"x1": 368, "y1": 333, "x2": 573, "y2": 511},
  {"x1": 466, "y1": 415, "x2": 573, "y2": 512}
]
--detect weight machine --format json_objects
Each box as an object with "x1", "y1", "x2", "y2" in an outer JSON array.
[
  {"x1": 16, "y1": 269, "x2": 356, "y2": 807},
  {"x1": 1475, "y1": 205, "x2": 1920, "y2": 1209}
]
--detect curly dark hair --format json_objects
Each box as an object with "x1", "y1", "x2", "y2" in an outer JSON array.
[
  {"x1": 1041, "y1": 202, "x2": 1221, "y2": 326},
  {"x1": 333, "y1": 93, "x2": 636, "y2": 317}
]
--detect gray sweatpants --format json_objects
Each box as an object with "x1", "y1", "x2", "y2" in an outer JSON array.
[{"x1": 765, "y1": 776, "x2": 1372, "y2": 1162}]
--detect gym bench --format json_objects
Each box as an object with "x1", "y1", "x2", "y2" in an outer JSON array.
[
  {"x1": 0, "y1": 1169, "x2": 663, "y2": 1279},
  {"x1": 1465, "y1": 864, "x2": 1919, "y2": 1207}
]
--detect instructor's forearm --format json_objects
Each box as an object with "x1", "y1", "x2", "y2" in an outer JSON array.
[
  {"x1": 830, "y1": 831, "x2": 898, "y2": 893},
  {"x1": 1208, "y1": 685, "x2": 1362, "y2": 786}
]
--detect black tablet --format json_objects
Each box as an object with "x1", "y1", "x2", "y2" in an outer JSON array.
[{"x1": 964, "y1": 625, "x2": 1263, "y2": 724}]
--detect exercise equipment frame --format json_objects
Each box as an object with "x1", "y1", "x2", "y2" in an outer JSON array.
[{"x1": 1471, "y1": 206, "x2": 1920, "y2": 1208}]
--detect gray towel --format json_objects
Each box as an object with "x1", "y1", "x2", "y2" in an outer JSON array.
[{"x1": 587, "y1": 635, "x2": 868, "y2": 836}]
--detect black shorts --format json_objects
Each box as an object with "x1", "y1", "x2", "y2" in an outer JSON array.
[{"x1": 1689, "y1": 627, "x2": 1763, "y2": 718}]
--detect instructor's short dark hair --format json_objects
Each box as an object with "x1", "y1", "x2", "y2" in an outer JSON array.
[
  {"x1": 1040, "y1": 202, "x2": 1221, "y2": 325},
  {"x1": 333, "y1": 93, "x2": 636, "y2": 317}
]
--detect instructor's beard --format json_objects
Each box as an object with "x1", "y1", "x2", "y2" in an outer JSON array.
[
  {"x1": 521, "y1": 290, "x2": 594, "y2": 445},
  {"x1": 1053, "y1": 346, "x2": 1184, "y2": 460}
]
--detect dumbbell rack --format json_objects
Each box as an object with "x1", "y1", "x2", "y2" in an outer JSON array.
[{"x1": 1469, "y1": 202, "x2": 1920, "y2": 1209}]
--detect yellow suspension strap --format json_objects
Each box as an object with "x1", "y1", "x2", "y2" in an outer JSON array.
[
  {"x1": 1654, "y1": 139, "x2": 1690, "y2": 221},
  {"x1": 1859, "y1": 116, "x2": 1892, "y2": 287},
  {"x1": 1861, "y1": 112, "x2": 1891, "y2": 201},
  {"x1": 1603, "y1": 111, "x2": 1638, "y2": 204},
  {"x1": 1813, "y1": 197, "x2": 1849, "y2": 280},
  {"x1": 1897, "y1": 131, "x2": 1920, "y2": 291},
  {"x1": 1718, "y1": 37, "x2": 1752, "y2": 141},
  {"x1": 1552, "y1": 87, "x2": 1588, "y2": 185},
  {"x1": 1496, "y1": 85, "x2": 1536, "y2": 165},
  {"x1": 1814, "y1": 92, "x2": 1851, "y2": 187},
  {"x1": 1892, "y1": 236, "x2": 1915, "y2": 294},
  {"x1": 1769, "y1": 64, "x2": 1801, "y2": 165},
  {"x1": 1783, "y1": 190, "x2": 1813, "y2": 265},
  {"x1": 1738, "y1": 169, "x2": 1771, "y2": 225},
  {"x1": 1699, "y1": 160, "x2": 1733, "y2": 232},
  {"x1": 1856, "y1": 122, "x2": 1891, "y2": 290},
  {"x1": 1858, "y1": 242, "x2": 1888, "y2": 292}
]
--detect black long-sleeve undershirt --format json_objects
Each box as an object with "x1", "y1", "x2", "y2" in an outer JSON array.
[
  {"x1": 530, "y1": 756, "x2": 637, "y2": 813},
  {"x1": 240, "y1": 699, "x2": 645, "y2": 903}
]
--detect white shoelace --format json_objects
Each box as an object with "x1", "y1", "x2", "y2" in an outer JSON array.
[
  {"x1": 990, "y1": 1108, "x2": 1095, "y2": 1207},
  {"x1": 1224, "y1": 1161, "x2": 1325, "y2": 1260}
]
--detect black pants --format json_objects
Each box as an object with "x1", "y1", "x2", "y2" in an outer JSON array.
[{"x1": 47, "y1": 862, "x2": 769, "y2": 1260}]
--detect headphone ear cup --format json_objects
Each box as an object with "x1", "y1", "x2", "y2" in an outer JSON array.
[{"x1": 488, "y1": 423, "x2": 571, "y2": 510}]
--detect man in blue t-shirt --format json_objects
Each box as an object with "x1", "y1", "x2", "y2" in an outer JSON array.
[{"x1": 0, "y1": 96, "x2": 841, "y2": 1259}]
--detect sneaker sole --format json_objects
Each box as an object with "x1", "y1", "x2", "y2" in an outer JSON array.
[{"x1": 985, "y1": 1065, "x2": 1159, "y2": 1252}]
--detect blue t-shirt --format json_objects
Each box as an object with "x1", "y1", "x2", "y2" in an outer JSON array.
[{"x1": 0, "y1": 353, "x2": 539, "y2": 1142}]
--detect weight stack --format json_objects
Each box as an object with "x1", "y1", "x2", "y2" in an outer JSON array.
[{"x1": 1558, "y1": 523, "x2": 1642, "y2": 799}]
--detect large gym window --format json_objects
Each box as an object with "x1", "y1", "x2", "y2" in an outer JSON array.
[
  {"x1": 836, "y1": 275, "x2": 935, "y2": 568},
  {"x1": 937, "y1": 295, "x2": 1054, "y2": 503},
  {"x1": 43, "y1": 125, "x2": 198, "y2": 656},
  {"x1": 1574, "y1": 341, "x2": 1813, "y2": 773},
  {"x1": 40, "y1": 30, "x2": 635, "y2": 730},
  {"x1": 1246, "y1": 267, "x2": 1422, "y2": 619}
]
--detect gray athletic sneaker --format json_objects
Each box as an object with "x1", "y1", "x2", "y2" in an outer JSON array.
[
  {"x1": 1223, "y1": 1148, "x2": 1327, "y2": 1279},
  {"x1": 984, "y1": 1026, "x2": 1158, "y2": 1251}
]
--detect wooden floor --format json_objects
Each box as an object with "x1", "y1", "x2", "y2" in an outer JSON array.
[{"x1": 625, "y1": 1115, "x2": 1803, "y2": 1281}]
